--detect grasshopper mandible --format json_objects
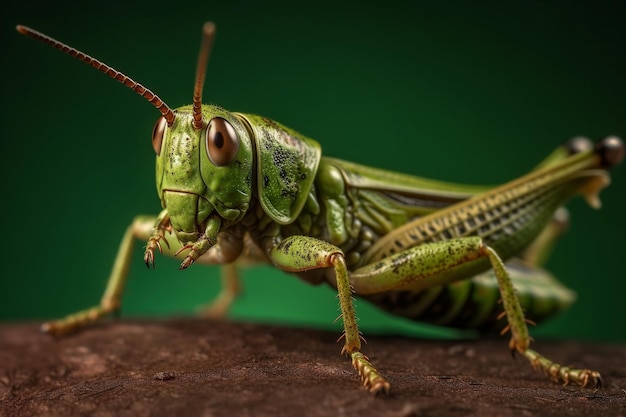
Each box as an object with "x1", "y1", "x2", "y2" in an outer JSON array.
[{"x1": 17, "y1": 22, "x2": 623, "y2": 394}]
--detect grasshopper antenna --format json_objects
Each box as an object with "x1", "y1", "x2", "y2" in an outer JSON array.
[
  {"x1": 16, "y1": 25, "x2": 176, "y2": 126},
  {"x1": 192, "y1": 22, "x2": 216, "y2": 130}
]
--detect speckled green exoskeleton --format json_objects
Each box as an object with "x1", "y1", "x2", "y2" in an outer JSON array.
[{"x1": 17, "y1": 22, "x2": 624, "y2": 394}]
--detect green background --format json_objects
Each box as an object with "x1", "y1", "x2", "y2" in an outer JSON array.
[{"x1": 2, "y1": 1, "x2": 625, "y2": 342}]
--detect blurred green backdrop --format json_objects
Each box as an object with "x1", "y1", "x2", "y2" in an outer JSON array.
[{"x1": 1, "y1": 1, "x2": 624, "y2": 342}]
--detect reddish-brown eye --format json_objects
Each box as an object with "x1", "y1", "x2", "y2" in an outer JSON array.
[
  {"x1": 206, "y1": 117, "x2": 239, "y2": 166},
  {"x1": 152, "y1": 116, "x2": 167, "y2": 155}
]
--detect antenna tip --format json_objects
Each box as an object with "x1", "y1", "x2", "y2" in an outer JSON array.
[
  {"x1": 16, "y1": 25, "x2": 29, "y2": 35},
  {"x1": 203, "y1": 22, "x2": 216, "y2": 36}
]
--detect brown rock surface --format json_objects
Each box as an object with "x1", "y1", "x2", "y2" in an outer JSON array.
[{"x1": 1, "y1": 319, "x2": 625, "y2": 417}]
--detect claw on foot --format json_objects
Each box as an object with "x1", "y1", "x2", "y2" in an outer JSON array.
[
  {"x1": 40, "y1": 305, "x2": 111, "y2": 337},
  {"x1": 524, "y1": 348, "x2": 602, "y2": 388},
  {"x1": 175, "y1": 235, "x2": 215, "y2": 269},
  {"x1": 350, "y1": 352, "x2": 390, "y2": 394},
  {"x1": 144, "y1": 249, "x2": 155, "y2": 268},
  {"x1": 174, "y1": 243, "x2": 198, "y2": 269},
  {"x1": 143, "y1": 222, "x2": 171, "y2": 268},
  {"x1": 145, "y1": 235, "x2": 169, "y2": 268}
]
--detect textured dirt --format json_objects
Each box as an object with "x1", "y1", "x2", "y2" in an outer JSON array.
[{"x1": 1, "y1": 319, "x2": 625, "y2": 417}]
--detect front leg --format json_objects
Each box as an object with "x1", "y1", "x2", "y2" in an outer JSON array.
[
  {"x1": 173, "y1": 216, "x2": 222, "y2": 269},
  {"x1": 42, "y1": 215, "x2": 159, "y2": 336},
  {"x1": 271, "y1": 236, "x2": 390, "y2": 394},
  {"x1": 144, "y1": 209, "x2": 171, "y2": 268}
]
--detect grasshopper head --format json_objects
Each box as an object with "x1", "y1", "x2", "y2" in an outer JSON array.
[{"x1": 151, "y1": 105, "x2": 254, "y2": 243}]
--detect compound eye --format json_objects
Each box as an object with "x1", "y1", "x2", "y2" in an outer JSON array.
[
  {"x1": 206, "y1": 117, "x2": 239, "y2": 166},
  {"x1": 152, "y1": 116, "x2": 167, "y2": 155}
]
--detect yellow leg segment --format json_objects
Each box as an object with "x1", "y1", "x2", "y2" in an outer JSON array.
[
  {"x1": 41, "y1": 216, "x2": 156, "y2": 336},
  {"x1": 523, "y1": 349, "x2": 602, "y2": 387},
  {"x1": 197, "y1": 263, "x2": 242, "y2": 318}
]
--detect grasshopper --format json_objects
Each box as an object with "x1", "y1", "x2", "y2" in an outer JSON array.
[{"x1": 17, "y1": 22, "x2": 623, "y2": 394}]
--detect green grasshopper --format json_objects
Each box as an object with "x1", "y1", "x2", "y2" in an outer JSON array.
[{"x1": 17, "y1": 22, "x2": 623, "y2": 394}]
